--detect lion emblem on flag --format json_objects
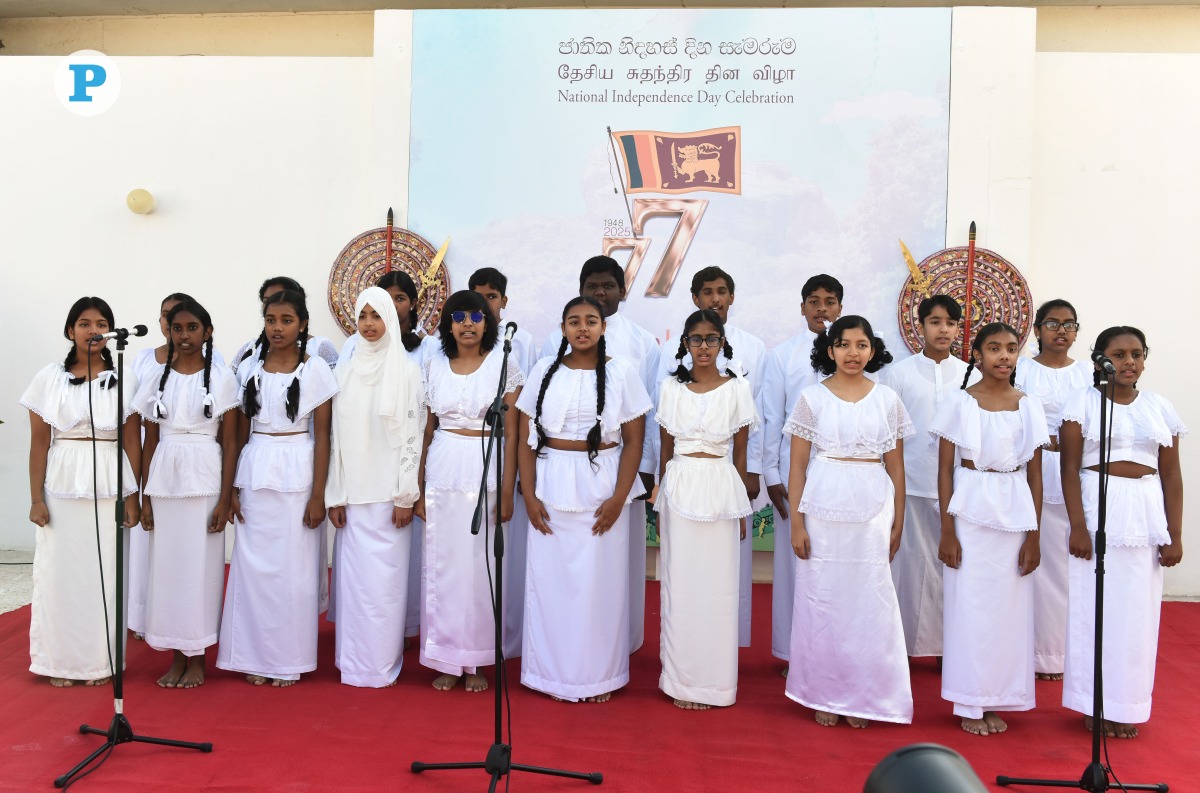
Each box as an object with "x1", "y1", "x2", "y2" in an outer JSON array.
[{"x1": 672, "y1": 143, "x2": 722, "y2": 184}]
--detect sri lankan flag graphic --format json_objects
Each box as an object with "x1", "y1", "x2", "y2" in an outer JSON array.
[{"x1": 612, "y1": 126, "x2": 741, "y2": 195}]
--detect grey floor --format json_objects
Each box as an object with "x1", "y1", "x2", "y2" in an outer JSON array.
[{"x1": 0, "y1": 549, "x2": 34, "y2": 615}]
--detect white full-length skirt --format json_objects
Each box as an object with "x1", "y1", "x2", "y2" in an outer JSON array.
[
  {"x1": 317, "y1": 518, "x2": 330, "y2": 615},
  {"x1": 629, "y1": 499, "x2": 648, "y2": 653},
  {"x1": 1062, "y1": 470, "x2": 1166, "y2": 724},
  {"x1": 771, "y1": 452, "x2": 794, "y2": 661},
  {"x1": 1034, "y1": 497, "x2": 1070, "y2": 675},
  {"x1": 406, "y1": 515, "x2": 424, "y2": 638},
  {"x1": 332, "y1": 501, "x2": 411, "y2": 687},
  {"x1": 942, "y1": 518, "x2": 1035, "y2": 719},
  {"x1": 503, "y1": 494, "x2": 529, "y2": 658},
  {"x1": 890, "y1": 495, "x2": 944, "y2": 657},
  {"x1": 217, "y1": 487, "x2": 320, "y2": 680},
  {"x1": 738, "y1": 492, "x2": 765, "y2": 648},
  {"x1": 126, "y1": 521, "x2": 149, "y2": 634},
  {"x1": 522, "y1": 448, "x2": 631, "y2": 700},
  {"x1": 144, "y1": 495, "x2": 224, "y2": 655},
  {"x1": 786, "y1": 501, "x2": 913, "y2": 723},
  {"x1": 30, "y1": 496, "x2": 127, "y2": 680},
  {"x1": 420, "y1": 486, "x2": 500, "y2": 676}
]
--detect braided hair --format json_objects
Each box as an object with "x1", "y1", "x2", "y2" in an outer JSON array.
[
  {"x1": 534, "y1": 297, "x2": 610, "y2": 465},
  {"x1": 671, "y1": 309, "x2": 736, "y2": 384},
  {"x1": 157, "y1": 300, "x2": 216, "y2": 419},
  {"x1": 242, "y1": 290, "x2": 309, "y2": 420},
  {"x1": 63, "y1": 296, "x2": 118, "y2": 388},
  {"x1": 960, "y1": 322, "x2": 1020, "y2": 388},
  {"x1": 1033, "y1": 299, "x2": 1078, "y2": 353},
  {"x1": 533, "y1": 337, "x2": 569, "y2": 459},
  {"x1": 811, "y1": 315, "x2": 893, "y2": 376},
  {"x1": 376, "y1": 270, "x2": 422, "y2": 352},
  {"x1": 1090, "y1": 326, "x2": 1148, "y2": 387}
]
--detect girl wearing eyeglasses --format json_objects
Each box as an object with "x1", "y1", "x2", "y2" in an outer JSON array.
[
  {"x1": 652, "y1": 309, "x2": 757, "y2": 710},
  {"x1": 1014, "y1": 299, "x2": 1093, "y2": 683},
  {"x1": 323, "y1": 287, "x2": 422, "y2": 687},
  {"x1": 416, "y1": 290, "x2": 524, "y2": 693},
  {"x1": 784, "y1": 315, "x2": 913, "y2": 728}
]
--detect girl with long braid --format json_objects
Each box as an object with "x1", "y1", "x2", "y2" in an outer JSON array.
[
  {"x1": 21, "y1": 297, "x2": 141, "y2": 687},
  {"x1": 216, "y1": 290, "x2": 337, "y2": 687},
  {"x1": 1059, "y1": 326, "x2": 1185, "y2": 738},
  {"x1": 232, "y1": 276, "x2": 340, "y2": 372},
  {"x1": 931, "y1": 322, "x2": 1048, "y2": 735},
  {"x1": 1013, "y1": 299, "x2": 1092, "y2": 682},
  {"x1": 132, "y1": 299, "x2": 239, "y2": 689},
  {"x1": 652, "y1": 309, "x2": 757, "y2": 710},
  {"x1": 514, "y1": 297, "x2": 651, "y2": 702}
]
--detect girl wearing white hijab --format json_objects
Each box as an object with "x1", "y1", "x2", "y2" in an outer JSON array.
[{"x1": 326, "y1": 287, "x2": 425, "y2": 687}]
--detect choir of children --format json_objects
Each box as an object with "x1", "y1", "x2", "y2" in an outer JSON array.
[{"x1": 21, "y1": 271, "x2": 1184, "y2": 740}]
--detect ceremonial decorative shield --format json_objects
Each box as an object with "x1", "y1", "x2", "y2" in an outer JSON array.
[
  {"x1": 896, "y1": 246, "x2": 1033, "y2": 356},
  {"x1": 327, "y1": 227, "x2": 451, "y2": 337}
]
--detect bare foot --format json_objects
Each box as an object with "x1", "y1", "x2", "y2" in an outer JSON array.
[
  {"x1": 585, "y1": 692, "x2": 612, "y2": 703},
  {"x1": 673, "y1": 699, "x2": 711, "y2": 710},
  {"x1": 158, "y1": 653, "x2": 187, "y2": 688},
  {"x1": 983, "y1": 712, "x2": 1008, "y2": 734},
  {"x1": 271, "y1": 678, "x2": 297, "y2": 688},
  {"x1": 961, "y1": 717, "x2": 990, "y2": 736},
  {"x1": 465, "y1": 673, "x2": 489, "y2": 693},
  {"x1": 133, "y1": 632, "x2": 145, "y2": 641},
  {"x1": 780, "y1": 666, "x2": 789, "y2": 678},
  {"x1": 814, "y1": 711, "x2": 840, "y2": 727},
  {"x1": 177, "y1": 658, "x2": 206, "y2": 689},
  {"x1": 85, "y1": 676, "x2": 111, "y2": 687},
  {"x1": 245, "y1": 674, "x2": 267, "y2": 686},
  {"x1": 432, "y1": 674, "x2": 461, "y2": 691},
  {"x1": 845, "y1": 717, "x2": 870, "y2": 729},
  {"x1": 49, "y1": 677, "x2": 74, "y2": 688},
  {"x1": 1036, "y1": 672, "x2": 1064, "y2": 681},
  {"x1": 1084, "y1": 716, "x2": 1135, "y2": 738},
  {"x1": 382, "y1": 677, "x2": 398, "y2": 689}
]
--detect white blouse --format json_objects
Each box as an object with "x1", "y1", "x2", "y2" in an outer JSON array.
[
  {"x1": 1059, "y1": 387, "x2": 1186, "y2": 470},
  {"x1": 1014, "y1": 357, "x2": 1093, "y2": 437},
  {"x1": 233, "y1": 335, "x2": 339, "y2": 373},
  {"x1": 20, "y1": 363, "x2": 139, "y2": 499},
  {"x1": 655, "y1": 374, "x2": 759, "y2": 458},
  {"x1": 515, "y1": 356, "x2": 652, "y2": 447},
  {"x1": 785, "y1": 382, "x2": 913, "y2": 523},
  {"x1": 237, "y1": 359, "x2": 338, "y2": 435},
  {"x1": 424, "y1": 349, "x2": 524, "y2": 431}
]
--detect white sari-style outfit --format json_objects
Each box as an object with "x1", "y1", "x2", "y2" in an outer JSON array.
[
  {"x1": 882, "y1": 352, "x2": 975, "y2": 657},
  {"x1": 930, "y1": 390, "x2": 1049, "y2": 720},
  {"x1": 215, "y1": 356, "x2": 337, "y2": 681},
  {"x1": 326, "y1": 288, "x2": 425, "y2": 688},
  {"x1": 1014, "y1": 357, "x2": 1093, "y2": 675},
  {"x1": 133, "y1": 362, "x2": 238, "y2": 656},
  {"x1": 656, "y1": 374, "x2": 757, "y2": 707},
  {"x1": 1059, "y1": 387, "x2": 1186, "y2": 724},
  {"x1": 21, "y1": 363, "x2": 138, "y2": 681},
  {"x1": 420, "y1": 347, "x2": 524, "y2": 676},
  {"x1": 514, "y1": 355, "x2": 652, "y2": 700},
  {"x1": 784, "y1": 382, "x2": 914, "y2": 723}
]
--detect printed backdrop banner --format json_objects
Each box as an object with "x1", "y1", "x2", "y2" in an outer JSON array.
[{"x1": 408, "y1": 8, "x2": 952, "y2": 355}]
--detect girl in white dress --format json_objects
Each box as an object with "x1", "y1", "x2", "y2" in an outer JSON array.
[
  {"x1": 516, "y1": 297, "x2": 651, "y2": 702},
  {"x1": 326, "y1": 287, "x2": 424, "y2": 687},
  {"x1": 785, "y1": 315, "x2": 913, "y2": 728},
  {"x1": 216, "y1": 290, "x2": 337, "y2": 687},
  {"x1": 417, "y1": 290, "x2": 523, "y2": 693},
  {"x1": 653, "y1": 309, "x2": 756, "y2": 710},
  {"x1": 134, "y1": 299, "x2": 239, "y2": 689},
  {"x1": 931, "y1": 322, "x2": 1048, "y2": 736},
  {"x1": 21, "y1": 296, "x2": 141, "y2": 687},
  {"x1": 1059, "y1": 326, "x2": 1185, "y2": 739},
  {"x1": 1014, "y1": 299, "x2": 1093, "y2": 681}
]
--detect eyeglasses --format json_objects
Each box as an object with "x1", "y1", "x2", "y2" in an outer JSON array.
[
  {"x1": 450, "y1": 310, "x2": 486, "y2": 324},
  {"x1": 685, "y1": 335, "x2": 723, "y2": 348},
  {"x1": 1040, "y1": 321, "x2": 1080, "y2": 332}
]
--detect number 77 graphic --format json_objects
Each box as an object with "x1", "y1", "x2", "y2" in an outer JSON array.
[{"x1": 602, "y1": 198, "x2": 708, "y2": 298}]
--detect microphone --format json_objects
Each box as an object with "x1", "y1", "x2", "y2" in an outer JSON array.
[
  {"x1": 1091, "y1": 349, "x2": 1116, "y2": 374},
  {"x1": 89, "y1": 325, "x2": 149, "y2": 343},
  {"x1": 503, "y1": 321, "x2": 519, "y2": 343}
]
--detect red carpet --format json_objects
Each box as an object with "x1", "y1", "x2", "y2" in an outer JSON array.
[{"x1": 1, "y1": 584, "x2": 1197, "y2": 792}]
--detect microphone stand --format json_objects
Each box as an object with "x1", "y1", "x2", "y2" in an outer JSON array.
[
  {"x1": 412, "y1": 330, "x2": 602, "y2": 791},
  {"x1": 997, "y1": 372, "x2": 1166, "y2": 792},
  {"x1": 54, "y1": 332, "x2": 212, "y2": 789}
]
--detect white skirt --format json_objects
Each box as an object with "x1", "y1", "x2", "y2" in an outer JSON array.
[
  {"x1": 406, "y1": 515, "x2": 424, "y2": 638},
  {"x1": 786, "y1": 500, "x2": 913, "y2": 723},
  {"x1": 144, "y1": 495, "x2": 224, "y2": 655},
  {"x1": 217, "y1": 487, "x2": 320, "y2": 680},
  {"x1": 771, "y1": 450, "x2": 794, "y2": 661},
  {"x1": 503, "y1": 494, "x2": 529, "y2": 659},
  {"x1": 30, "y1": 496, "x2": 125, "y2": 680},
  {"x1": 420, "y1": 484, "x2": 501, "y2": 676},
  {"x1": 942, "y1": 518, "x2": 1035, "y2": 719},
  {"x1": 890, "y1": 495, "x2": 944, "y2": 657},
  {"x1": 333, "y1": 501, "x2": 411, "y2": 687},
  {"x1": 521, "y1": 448, "x2": 630, "y2": 700},
  {"x1": 1034, "y1": 498, "x2": 1070, "y2": 675},
  {"x1": 628, "y1": 499, "x2": 647, "y2": 654},
  {"x1": 127, "y1": 519, "x2": 150, "y2": 634}
]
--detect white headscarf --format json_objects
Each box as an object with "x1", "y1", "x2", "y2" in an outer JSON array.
[{"x1": 338, "y1": 286, "x2": 413, "y2": 449}]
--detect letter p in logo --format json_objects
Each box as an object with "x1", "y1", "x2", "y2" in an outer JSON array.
[
  {"x1": 57, "y1": 51, "x2": 121, "y2": 116},
  {"x1": 68, "y1": 64, "x2": 107, "y2": 102}
]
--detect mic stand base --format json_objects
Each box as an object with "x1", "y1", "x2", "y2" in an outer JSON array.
[
  {"x1": 997, "y1": 764, "x2": 1166, "y2": 792},
  {"x1": 55, "y1": 711, "x2": 213, "y2": 789},
  {"x1": 412, "y1": 744, "x2": 603, "y2": 792}
]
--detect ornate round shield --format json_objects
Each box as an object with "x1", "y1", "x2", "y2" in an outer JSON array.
[
  {"x1": 327, "y1": 227, "x2": 451, "y2": 337},
  {"x1": 896, "y1": 246, "x2": 1033, "y2": 356}
]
